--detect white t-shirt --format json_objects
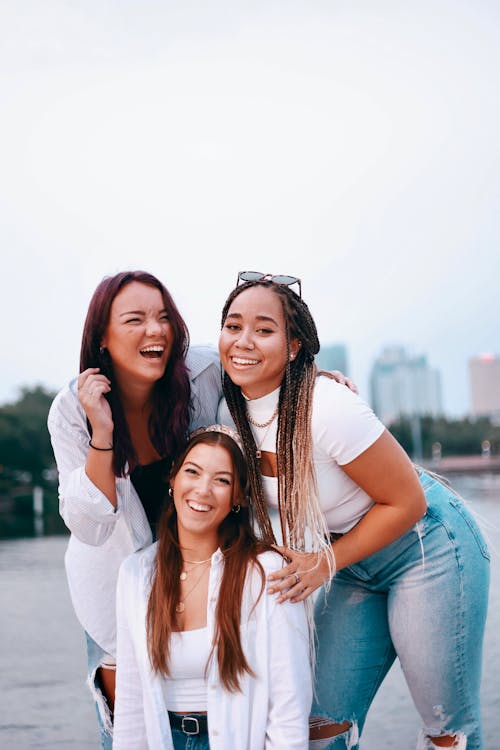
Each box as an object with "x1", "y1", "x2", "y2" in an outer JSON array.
[{"x1": 218, "y1": 375, "x2": 385, "y2": 534}]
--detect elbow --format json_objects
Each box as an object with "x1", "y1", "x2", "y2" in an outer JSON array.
[
  {"x1": 62, "y1": 507, "x2": 115, "y2": 546},
  {"x1": 409, "y1": 487, "x2": 427, "y2": 525},
  {"x1": 71, "y1": 523, "x2": 114, "y2": 547}
]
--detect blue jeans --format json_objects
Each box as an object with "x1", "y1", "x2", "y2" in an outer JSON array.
[
  {"x1": 312, "y1": 471, "x2": 490, "y2": 749},
  {"x1": 85, "y1": 631, "x2": 113, "y2": 750}
]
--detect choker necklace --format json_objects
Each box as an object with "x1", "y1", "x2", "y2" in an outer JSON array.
[
  {"x1": 176, "y1": 562, "x2": 211, "y2": 614},
  {"x1": 246, "y1": 406, "x2": 279, "y2": 459},
  {"x1": 180, "y1": 555, "x2": 213, "y2": 581},
  {"x1": 246, "y1": 404, "x2": 279, "y2": 429}
]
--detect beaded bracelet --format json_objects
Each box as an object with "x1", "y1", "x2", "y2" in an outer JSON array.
[{"x1": 89, "y1": 439, "x2": 114, "y2": 451}]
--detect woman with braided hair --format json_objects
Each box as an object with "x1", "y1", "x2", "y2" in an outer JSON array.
[{"x1": 217, "y1": 272, "x2": 490, "y2": 750}]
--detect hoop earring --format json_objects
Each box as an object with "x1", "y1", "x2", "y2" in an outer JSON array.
[
  {"x1": 99, "y1": 346, "x2": 105, "y2": 355},
  {"x1": 168, "y1": 487, "x2": 173, "y2": 498},
  {"x1": 232, "y1": 504, "x2": 241, "y2": 514}
]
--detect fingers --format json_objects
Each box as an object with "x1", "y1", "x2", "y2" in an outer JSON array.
[
  {"x1": 78, "y1": 370, "x2": 113, "y2": 435},
  {"x1": 328, "y1": 370, "x2": 359, "y2": 394},
  {"x1": 78, "y1": 369, "x2": 111, "y2": 400},
  {"x1": 268, "y1": 549, "x2": 329, "y2": 603},
  {"x1": 78, "y1": 367, "x2": 100, "y2": 387},
  {"x1": 268, "y1": 571, "x2": 304, "y2": 599},
  {"x1": 276, "y1": 575, "x2": 312, "y2": 604},
  {"x1": 331, "y1": 369, "x2": 346, "y2": 385},
  {"x1": 345, "y1": 376, "x2": 359, "y2": 394}
]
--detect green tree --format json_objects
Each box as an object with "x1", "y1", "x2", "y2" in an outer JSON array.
[
  {"x1": 0, "y1": 385, "x2": 56, "y2": 481},
  {"x1": 389, "y1": 415, "x2": 500, "y2": 459}
]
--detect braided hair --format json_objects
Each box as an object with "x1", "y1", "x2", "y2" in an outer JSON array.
[{"x1": 221, "y1": 280, "x2": 332, "y2": 560}]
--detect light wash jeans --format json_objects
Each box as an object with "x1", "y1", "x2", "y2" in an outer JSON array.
[
  {"x1": 85, "y1": 635, "x2": 211, "y2": 750},
  {"x1": 85, "y1": 631, "x2": 113, "y2": 750},
  {"x1": 312, "y1": 471, "x2": 490, "y2": 750}
]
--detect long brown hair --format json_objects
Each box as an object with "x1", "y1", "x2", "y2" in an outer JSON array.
[
  {"x1": 146, "y1": 430, "x2": 270, "y2": 692},
  {"x1": 79, "y1": 271, "x2": 191, "y2": 476},
  {"x1": 221, "y1": 280, "x2": 332, "y2": 562}
]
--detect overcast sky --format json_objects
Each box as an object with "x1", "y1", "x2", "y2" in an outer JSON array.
[{"x1": 1, "y1": 0, "x2": 498, "y2": 416}]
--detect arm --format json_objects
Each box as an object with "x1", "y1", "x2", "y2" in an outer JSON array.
[
  {"x1": 48, "y1": 379, "x2": 121, "y2": 545},
  {"x1": 113, "y1": 561, "x2": 148, "y2": 750},
  {"x1": 271, "y1": 430, "x2": 426, "y2": 600},
  {"x1": 265, "y1": 589, "x2": 312, "y2": 748},
  {"x1": 77, "y1": 368, "x2": 116, "y2": 507},
  {"x1": 328, "y1": 429, "x2": 426, "y2": 569},
  {"x1": 269, "y1": 380, "x2": 427, "y2": 601}
]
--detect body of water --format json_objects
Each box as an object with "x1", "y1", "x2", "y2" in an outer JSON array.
[{"x1": 0, "y1": 473, "x2": 498, "y2": 749}]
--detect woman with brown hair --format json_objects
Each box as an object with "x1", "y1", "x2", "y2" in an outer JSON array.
[
  {"x1": 112, "y1": 426, "x2": 312, "y2": 750},
  {"x1": 218, "y1": 272, "x2": 490, "y2": 750}
]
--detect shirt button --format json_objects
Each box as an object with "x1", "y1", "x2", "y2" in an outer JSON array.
[
  {"x1": 212, "y1": 729, "x2": 219, "y2": 736},
  {"x1": 210, "y1": 683, "x2": 216, "y2": 690}
]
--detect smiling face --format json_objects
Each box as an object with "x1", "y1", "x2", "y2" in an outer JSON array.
[
  {"x1": 219, "y1": 285, "x2": 300, "y2": 399},
  {"x1": 100, "y1": 281, "x2": 173, "y2": 390},
  {"x1": 171, "y1": 442, "x2": 238, "y2": 548}
]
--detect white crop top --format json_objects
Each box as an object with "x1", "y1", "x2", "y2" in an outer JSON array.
[
  {"x1": 223, "y1": 376, "x2": 385, "y2": 534},
  {"x1": 162, "y1": 627, "x2": 210, "y2": 712}
]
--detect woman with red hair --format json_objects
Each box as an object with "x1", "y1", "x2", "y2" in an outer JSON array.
[{"x1": 48, "y1": 271, "x2": 222, "y2": 748}]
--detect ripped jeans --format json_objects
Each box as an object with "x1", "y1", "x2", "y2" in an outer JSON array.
[
  {"x1": 312, "y1": 471, "x2": 490, "y2": 749},
  {"x1": 85, "y1": 631, "x2": 113, "y2": 750}
]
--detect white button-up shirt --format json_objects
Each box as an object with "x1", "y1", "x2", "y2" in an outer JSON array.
[
  {"x1": 113, "y1": 546, "x2": 312, "y2": 750},
  {"x1": 47, "y1": 346, "x2": 222, "y2": 655}
]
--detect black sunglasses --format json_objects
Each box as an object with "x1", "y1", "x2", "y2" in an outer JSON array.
[{"x1": 236, "y1": 271, "x2": 302, "y2": 298}]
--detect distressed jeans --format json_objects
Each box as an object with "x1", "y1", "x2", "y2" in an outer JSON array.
[
  {"x1": 85, "y1": 631, "x2": 113, "y2": 750},
  {"x1": 312, "y1": 471, "x2": 490, "y2": 749}
]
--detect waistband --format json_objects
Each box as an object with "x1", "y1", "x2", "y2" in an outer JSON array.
[
  {"x1": 168, "y1": 711, "x2": 208, "y2": 736},
  {"x1": 416, "y1": 466, "x2": 450, "y2": 492}
]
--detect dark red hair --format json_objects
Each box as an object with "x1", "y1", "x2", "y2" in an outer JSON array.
[{"x1": 80, "y1": 271, "x2": 191, "y2": 476}]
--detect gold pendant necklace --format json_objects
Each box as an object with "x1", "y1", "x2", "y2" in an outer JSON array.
[
  {"x1": 176, "y1": 561, "x2": 211, "y2": 614},
  {"x1": 179, "y1": 555, "x2": 213, "y2": 581}
]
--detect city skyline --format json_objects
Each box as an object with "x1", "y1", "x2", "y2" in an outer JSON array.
[
  {"x1": 469, "y1": 353, "x2": 500, "y2": 418},
  {"x1": 369, "y1": 346, "x2": 442, "y2": 424}
]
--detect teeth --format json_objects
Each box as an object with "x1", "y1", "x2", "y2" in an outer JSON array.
[
  {"x1": 140, "y1": 345, "x2": 164, "y2": 353},
  {"x1": 188, "y1": 501, "x2": 211, "y2": 512},
  {"x1": 232, "y1": 357, "x2": 259, "y2": 365}
]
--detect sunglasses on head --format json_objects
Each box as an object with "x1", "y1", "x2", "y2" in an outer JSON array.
[{"x1": 236, "y1": 271, "x2": 302, "y2": 298}]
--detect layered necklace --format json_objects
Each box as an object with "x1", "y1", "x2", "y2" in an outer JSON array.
[
  {"x1": 246, "y1": 389, "x2": 280, "y2": 460},
  {"x1": 179, "y1": 555, "x2": 212, "y2": 581},
  {"x1": 176, "y1": 556, "x2": 212, "y2": 614}
]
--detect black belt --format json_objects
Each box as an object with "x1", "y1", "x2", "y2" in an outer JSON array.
[{"x1": 168, "y1": 711, "x2": 208, "y2": 736}]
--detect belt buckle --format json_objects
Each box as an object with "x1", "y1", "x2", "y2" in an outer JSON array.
[{"x1": 181, "y1": 716, "x2": 200, "y2": 735}]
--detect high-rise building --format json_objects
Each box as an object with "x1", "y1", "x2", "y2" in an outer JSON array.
[
  {"x1": 316, "y1": 344, "x2": 349, "y2": 375},
  {"x1": 370, "y1": 347, "x2": 442, "y2": 425},
  {"x1": 469, "y1": 354, "x2": 500, "y2": 417}
]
